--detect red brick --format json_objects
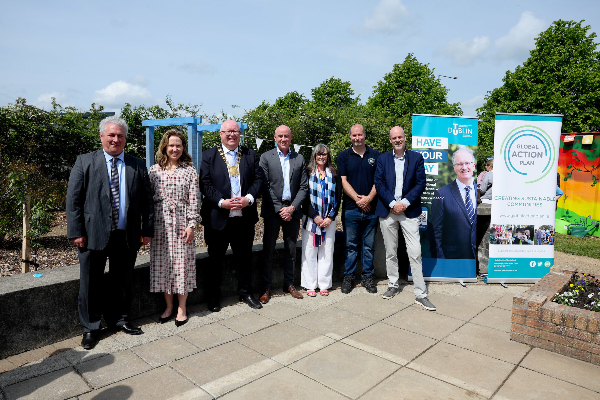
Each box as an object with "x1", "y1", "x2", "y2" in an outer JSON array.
[
  {"x1": 555, "y1": 344, "x2": 591, "y2": 363},
  {"x1": 540, "y1": 331, "x2": 573, "y2": 346},
  {"x1": 594, "y1": 334, "x2": 600, "y2": 345},
  {"x1": 513, "y1": 307, "x2": 526, "y2": 316},
  {"x1": 512, "y1": 323, "x2": 540, "y2": 337},
  {"x1": 556, "y1": 326, "x2": 592, "y2": 342},
  {"x1": 563, "y1": 308, "x2": 577, "y2": 328},
  {"x1": 511, "y1": 314, "x2": 525, "y2": 324},
  {"x1": 573, "y1": 340, "x2": 600, "y2": 356},
  {"x1": 513, "y1": 292, "x2": 528, "y2": 307},
  {"x1": 552, "y1": 306, "x2": 565, "y2": 325},
  {"x1": 526, "y1": 318, "x2": 556, "y2": 332},
  {"x1": 525, "y1": 309, "x2": 542, "y2": 319},
  {"x1": 588, "y1": 315, "x2": 600, "y2": 334},
  {"x1": 519, "y1": 334, "x2": 555, "y2": 351},
  {"x1": 528, "y1": 294, "x2": 547, "y2": 310},
  {"x1": 592, "y1": 354, "x2": 600, "y2": 366},
  {"x1": 562, "y1": 266, "x2": 577, "y2": 275},
  {"x1": 541, "y1": 304, "x2": 556, "y2": 322},
  {"x1": 575, "y1": 311, "x2": 588, "y2": 331}
]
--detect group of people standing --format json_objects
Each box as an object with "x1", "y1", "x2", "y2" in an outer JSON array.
[{"x1": 67, "y1": 116, "x2": 436, "y2": 351}]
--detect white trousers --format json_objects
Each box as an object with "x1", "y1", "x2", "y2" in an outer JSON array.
[
  {"x1": 301, "y1": 225, "x2": 336, "y2": 290},
  {"x1": 379, "y1": 212, "x2": 427, "y2": 299}
]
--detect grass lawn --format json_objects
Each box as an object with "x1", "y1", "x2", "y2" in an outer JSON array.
[{"x1": 554, "y1": 233, "x2": 600, "y2": 259}]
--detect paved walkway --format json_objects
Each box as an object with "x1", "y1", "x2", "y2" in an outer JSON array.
[{"x1": 2, "y1": 281, "x2": 600, "y2": 400}]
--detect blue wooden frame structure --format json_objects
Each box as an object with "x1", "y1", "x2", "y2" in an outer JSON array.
[{"x1": 142, "y1": 117, "x2": 248, "y2": 172}]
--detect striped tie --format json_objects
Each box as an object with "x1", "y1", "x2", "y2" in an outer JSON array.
[
  {"x1": 110, "y1": 158, "x2": 120, "y2": 230},
  {"x1": 465, "y1": 185, "x2": 474, "y2": 224}
]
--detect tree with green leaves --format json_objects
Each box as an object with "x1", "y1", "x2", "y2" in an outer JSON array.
[
  {"x1": 367, "y1": 53, "x2": 462, "y2": 121},
  {"x1": 477, "y1": 20, "x2": 600, "y2": 167}
]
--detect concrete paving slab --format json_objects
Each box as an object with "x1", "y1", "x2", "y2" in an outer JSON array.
[
  {"x1": 76, "y1": 349, "x2": 152, "y2": 389},
  {"x1": 0, "y1": 351, "x2": 72, "y2": 388},
  {"x1": 218, "y1": 312, "x2": 277, "y2": 336},
  {"x1": 332, "y1": 292, "x2": 407, "y2": 320},
  {"x1": 383, "y1": 305, "x2": 465, "y2": 340},
  {"x1": 343, "y1": 322, "x2": 436, "y2": 365},
  {"x1": 131, "y1": 335, "x2": 200, "y2": 367},
  {"x1": 171, "y1": 341, "x2": 279, "y2": 396},
  {"x1": 178, "y1": 322, "x2": 241, "y2": 350},
  {"x1": 408, "y1": 342, "x2": 515, "y2": 398},
  {"x1": 3, "y1": 367, "x2": 90, "y2": 400},
  {"x1": 444, "y1": 323, "x2": 529, "y2": 364},
  {"x1": 220, "y1": 367, "x2": 347, "y2": 399},
  {"x1": 289, "y1": 306, "x2": 374, "y2": 338},
  {"x1": 78, "y1": 366, "x2": 204, "y2": 400},
  {"x1": 237, "y1": 321, "x2": 332, "y2": 365},
  {"x1": 290, "y1": 342, "x2": 400, "y2": 399},
  {"x1": 360, "y1": 367, "x2": 486, "y2": 400},
  {"x1": 493, "y1": 367, "x2": 599, "y2": 400},
  {"x1": 64, "y1": 335, "x2": 128, "y2": 365},
  {"x1": 388, "y1": 284, "x2": 417, "y2": 305},
  {"x1": 520, "y1": 348, "x2": 600, "y2": 393},
  {"x1": 492, "y1": 292, "x2": 519, "y2": 311},
  {"x1": 252, "y1": 302, "x2": 308, "y2": 322},
  {"x1": 426, "y1": 293, "x2": 489, "y2": 321},
  {"x1": 470, "y1": 306, "x2": 513, "y2": 332}
]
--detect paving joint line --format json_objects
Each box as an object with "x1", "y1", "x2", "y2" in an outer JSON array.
[{"x1": 489, "y1": 347, "x2": 533, "y2": 399}]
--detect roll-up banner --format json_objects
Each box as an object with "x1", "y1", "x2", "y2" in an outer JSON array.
[
  {"x1": 411, "y1": 114, "x2": 479, "y2": 283},
  {"x1": 487, "y1": 113, "x2": 563, "y2": 284}
]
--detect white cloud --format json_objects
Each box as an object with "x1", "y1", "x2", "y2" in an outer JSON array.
[
  {"x1": 92, "y1": 80, "x2": 154, "y2": 108},
  {"x1": 357, "y1": 0, "x2": 408, "y2": 33},
  {"x1": 462, "y1": 94, "x2": 485, "y2": 108},
  {"x1": 495, "y1": 11, "x2": 546, "y2": 61},
  {"x1": 437, "y1": 36, "x2": 491, "y2": 66},
  {"x1": 34, "y1": 92, "x2": 69, "y2": 109}
]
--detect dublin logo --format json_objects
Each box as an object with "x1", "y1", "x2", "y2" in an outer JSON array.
[{"x1": 500, "y1": 125, "x2": 555, "y2": 183}]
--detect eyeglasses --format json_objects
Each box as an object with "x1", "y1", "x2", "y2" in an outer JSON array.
[
  {"x1": 454, "y1": 162, "x2": 474, "y2": 167},
  {"x1": 316, "y1": 153, "x2": 328, "y2": 158},
  {"x1": 220, "y1": 130, "x2": 240, "y2": 135}
]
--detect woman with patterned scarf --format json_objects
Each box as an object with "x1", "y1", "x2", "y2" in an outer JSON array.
[{"x1": 301, "y1": 144, "x2": 342, "y2": 296}]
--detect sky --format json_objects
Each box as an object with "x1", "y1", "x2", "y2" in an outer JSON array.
[{"x1": 2, "y1": 0, "x2": 600, "y2": 120}]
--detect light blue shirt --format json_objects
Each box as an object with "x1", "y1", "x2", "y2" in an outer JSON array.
[
  {"x1": 217, "y1": 144, "x2": 254, "y2": 212},
  {"x1": 103, "y1": 150, "x2": 126, "y2": 229},
  {"x1": 277, "y1": 148, "x2": 291, "y2": 201},
  {"x1": 389, "y1": 153, "x2": 411, "y2": 209},
  {"x1": 456, "y1": 179, "x2": 476, "y2": 208}
]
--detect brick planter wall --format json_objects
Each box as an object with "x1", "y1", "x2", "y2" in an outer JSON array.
[{"x1": 511, "y1": 265, "x2": 600, "y2": 365}]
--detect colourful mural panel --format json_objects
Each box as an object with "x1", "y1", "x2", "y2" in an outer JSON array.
[{"x1": 556, "y1": 133, "x2": 600, "y2": 237}]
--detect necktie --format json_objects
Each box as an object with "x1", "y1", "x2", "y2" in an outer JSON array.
[
  {"x1": 465, "y1": 185, "x2": 474, "y2": 224},
  {"x1": 229, "y1": 151, "x2": 240, "y2": 194},
  {"x1": 110, "y1": 158, "x2": 120, "y2": 230}
]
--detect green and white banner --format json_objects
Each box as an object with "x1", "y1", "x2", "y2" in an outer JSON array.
[{"x1": 487, "y1": 113, "x2": 563, "y2": 284}]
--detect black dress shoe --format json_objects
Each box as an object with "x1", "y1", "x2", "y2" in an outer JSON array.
[
  {"x1": 81, "y1": 331, "x2": 100, "y2": 350},
  {"x1": 207, "y1": 298, "x2": 221, "y2": 312},
  {"x1": 175, "y1": 317, "x2": 188, "y2": 327},
  {"x1": 159, "y1": 312, "x2": 175, "y2": 324},
  {"x1": 111, "y1": 322, "x2": 143, "y2": 335},
  {"x1": 239, "y1": 294, "x2": 263, "y2": 309}
]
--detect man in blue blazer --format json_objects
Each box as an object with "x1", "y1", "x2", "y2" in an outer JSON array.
[
  {"x1": 199, "y1": 120, "x2": 263, "y2": 311},
  {"x1": 374, "y1": 126, "x2": 435, "y2": 310},
  {"x1": 67, "y1": 116, "x2": 154, "y2": 350},
  {"x1": 431, "y1": 147, "x2": 477, "y2": 260}
]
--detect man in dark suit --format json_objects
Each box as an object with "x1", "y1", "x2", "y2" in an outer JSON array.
[
  {"x1": 375, "y1": 126, "x2": 435, "y2": 310},
  {"x1": 67, "y1": 116, "x2": 154, "y2": 350},
  {"x1": 259, "y1": 125, "x2": 308, "y2": 303},
  {"x1": 431, "y1": 147, "x2": 477, "y2": 260},
  {"x1": 199, "y1": 120, "x2": 263, "y2": 311}
]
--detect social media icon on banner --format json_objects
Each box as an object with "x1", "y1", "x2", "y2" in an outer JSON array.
[{"x1": 529, "y1": 261, "x2": 536, "y2": 267}]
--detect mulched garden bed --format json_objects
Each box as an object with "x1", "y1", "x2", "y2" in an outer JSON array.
[{"x1": 552, "y1": 273, "x2": 600, "y2": 312}]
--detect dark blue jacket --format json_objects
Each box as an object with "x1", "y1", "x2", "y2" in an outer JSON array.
[{"x1": 374, "y1": 150, "x2": 426, "y2": 219}]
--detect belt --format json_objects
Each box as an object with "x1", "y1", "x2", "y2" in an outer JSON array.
[{"x1": 282, "y1": 200, "x2": 291, "y2": 206}]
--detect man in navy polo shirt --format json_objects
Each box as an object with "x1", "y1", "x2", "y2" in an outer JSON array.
[{"x1": 337, "y1": 124, "x2": 380, "y2": 294}]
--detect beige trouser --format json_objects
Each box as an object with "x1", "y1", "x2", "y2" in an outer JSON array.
[{"x1": 379, "y1": 212, "x2": 427, "y2": 299}]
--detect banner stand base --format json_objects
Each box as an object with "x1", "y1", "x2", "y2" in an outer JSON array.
[
  {"x1": 407, "y1": 277, "x2": 477, "y2": 284},
  {"x1": 485, "y1": 278, "x2": 541, "y2": 284}
]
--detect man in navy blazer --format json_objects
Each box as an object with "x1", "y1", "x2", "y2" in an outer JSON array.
[
  {"x1": 375, "y1": 126, "x2": 435, "y2": 310},
  {"x1": 431, "y1": 147, "x2": 477, "y2": 259},
  {"x1": 67, "y1": 116, "x2": 154, "y2": 350},
  {"x1": 259, "y1": 125, "x2": 308, "y2": 303},
  {"x1": 199, "y1": 120, "x2": 263, "y2": 311}
]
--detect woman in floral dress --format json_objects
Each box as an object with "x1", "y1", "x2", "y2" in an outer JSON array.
[{"x1": 149, "y1": 129, "x2": 200, "y2": 327}]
